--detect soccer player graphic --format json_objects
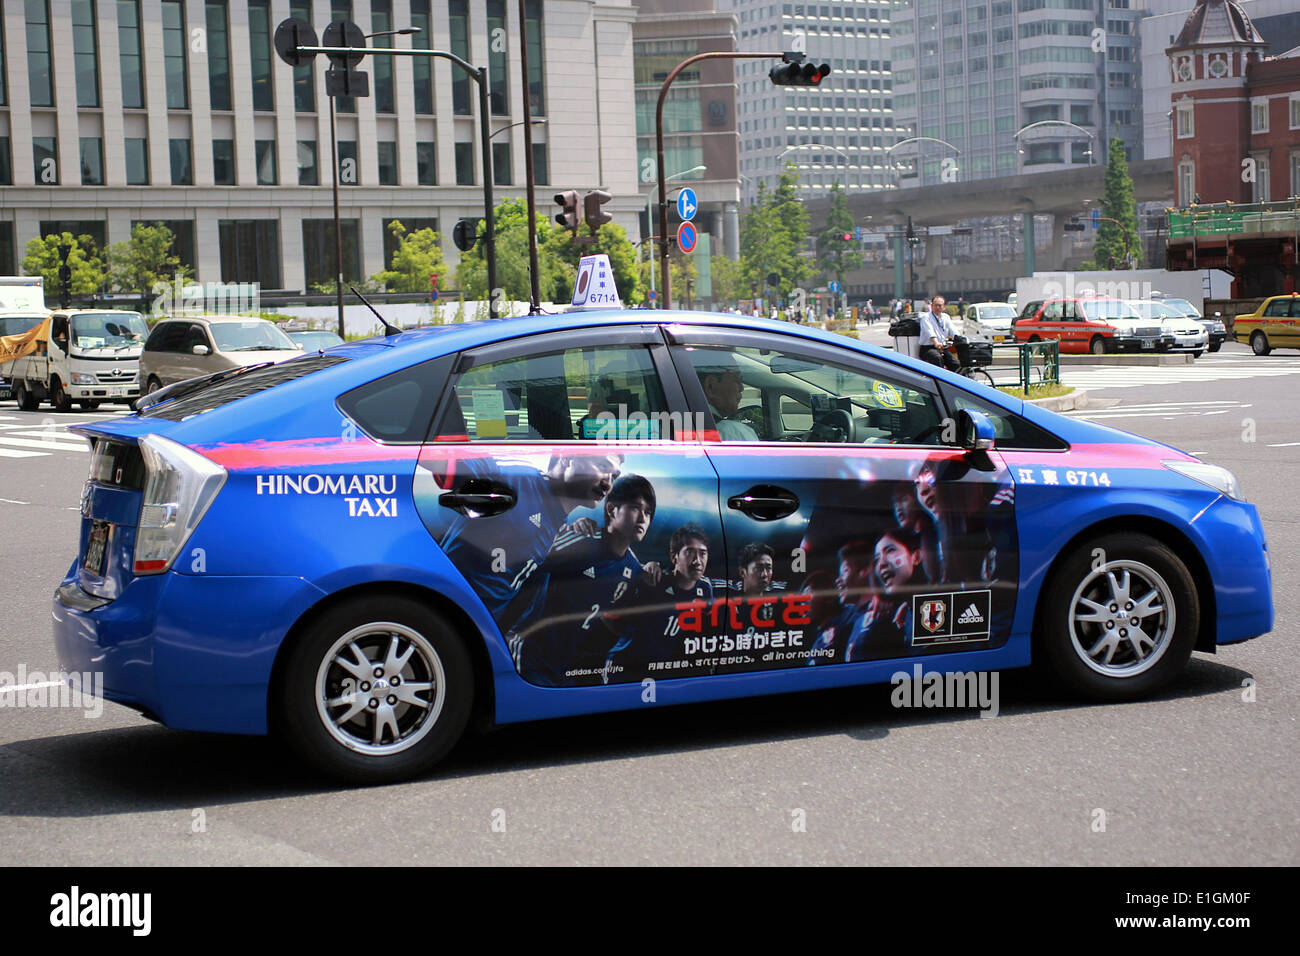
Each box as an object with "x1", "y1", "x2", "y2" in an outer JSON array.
[
  {"x1": 845, "y1": 527, "x2": 923, "y2": 662},
  {"x1": 423, "y1": 452, "x2": 622, "y2": 618},
  {"x1": 505, "y1": 475, "x2": 660, "y2": 686},
  {"x1": 604, "y1": 523, "x2": 715, "y2": 678}
]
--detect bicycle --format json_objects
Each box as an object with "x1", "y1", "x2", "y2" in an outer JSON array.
[{"x1": 951, "y1": 336, "x2": 995, "y2": 387}]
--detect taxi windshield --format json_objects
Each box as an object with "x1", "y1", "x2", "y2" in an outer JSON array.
[
  {"x1": 977, "y1": 305, "x2": 1016, "y2": 319},
  {"x1": 1081, "y1": 300, "x2": 1140, "y2": 321},
  {"x1": 1162, "y1": 298, "x2": 1201, "y2": 317},
  {"x1": 210, "y1": 320, "x2": 297, "y2": 352},
  {"x1": 1131, "y1": 302, "x2": 1180, "y2": 319},
  {"x1": 71, "y1": 312, "x2": 148, "y2": 348}
]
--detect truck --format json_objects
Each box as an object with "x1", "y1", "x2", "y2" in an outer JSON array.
[
  {"x1": 0, "y1": 298, "x2": 148, "y2": 411},
  {"x1": 0, "y1": 277, "x2": 49, "y2": 402}
]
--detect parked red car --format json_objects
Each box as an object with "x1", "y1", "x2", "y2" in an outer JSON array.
[{"x1": 1013, "y1": 297, "x2": 1175, "y2": 355}]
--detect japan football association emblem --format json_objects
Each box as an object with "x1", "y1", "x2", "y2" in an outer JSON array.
[{"x1": 921, "y1": 600, "x2": 946, "y2": 633}]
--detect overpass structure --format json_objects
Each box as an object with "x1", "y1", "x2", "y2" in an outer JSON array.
[{"x1": 800, "y1": 159, "x2": 1174, "y2": 301}]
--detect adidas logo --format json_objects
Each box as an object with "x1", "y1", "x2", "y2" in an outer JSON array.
[
  {"x1": 584, "y1": 567, "x2": 596, "y2": 578},
  {"x1": 529, "y1": 513, "x2": 542, "y2": 527},
  {"x1": 957, "y1": 604, "x2": 984, "y2": 624}
]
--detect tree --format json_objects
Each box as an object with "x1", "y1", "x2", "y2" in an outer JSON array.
[
  {"x1": 815, "y1": 182, "x2": 863, "y2": 288},
  {"x1": 738, "y1": 165, "x2": 813, "y2": 302},
  {"x1": 22, "y1": 232, "x2": 105, "y2": 296},
  {"x1": 1085, "y1": 137, "x2": 1142, "y2": 270},
  {"x1": 709, "y1": 255, "x2": 746, "y2": 305},
  {"x1": 554, "y1": 219, "x2": 642, "y2": 306},
  {"x1": 456, "y1": 198, "x2": 574, "y2": 303},
  {"x1": 372, "y1": 220, "x2": 447, "y2": 293},
  {"x1": 638, "y1": 250, "x2": 697, "y2": 305},
  {"x1": 107, "y1": 222, "x2": 190, "y2": 295}
]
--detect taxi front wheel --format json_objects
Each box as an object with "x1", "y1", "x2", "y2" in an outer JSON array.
[
  {"x1": 1039, "y1": 533, "x2": 1198, "y2": 702},
  {"x1": 277, "y1": 595, "x2": 474, "y2": 784}
]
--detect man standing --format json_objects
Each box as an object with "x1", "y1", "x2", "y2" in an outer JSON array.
[{"x1": 919, "y1": 295, "x2": 959, "y2": 371}]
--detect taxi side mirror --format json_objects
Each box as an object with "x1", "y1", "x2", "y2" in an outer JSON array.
[{"x1": 958, "y1": 408, "x2": 995, "y2": 453}]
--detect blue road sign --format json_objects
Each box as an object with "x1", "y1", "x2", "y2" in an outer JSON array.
[
  {"x1": 677, "y1": 221, "x2": 699, "y2": 254},
  {"x1": 430, "y1": 288, "x2": 439, "y2": 302},
  {"x1": 855, "y1": 226, "x2": 863, "y2": 242},
  {"x1": 1091, "y1": 208, "x2": 1100, "y2": 227},
  {"x1": 676, "y1": 188, "x2": 698, "y2": 222},
  {"x1": 648, "y1": 289, "x2": 658, "y2": 300},
  {"x1": 828, "y1": 280, "x2": 841, "y2": 294}
]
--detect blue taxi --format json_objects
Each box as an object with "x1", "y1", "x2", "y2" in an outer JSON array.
[{"x1": 53, "y1": 302, "x2": 1272, "y2": 782}]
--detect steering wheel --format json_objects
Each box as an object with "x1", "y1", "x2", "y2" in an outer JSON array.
[
  {"x1": 805, "y1": 407, "x2": 856, "y2": 443},
  {"x1": 732, "y1": 404, "x2": 769, "y2": 440}
]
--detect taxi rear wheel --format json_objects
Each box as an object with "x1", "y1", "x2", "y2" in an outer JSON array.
[
  {"x1": 1250, "y1": 331, "x2": 1271, "y2": 356},
  {"x1": 1039, "y1": 533, "x2": 1198, "y2": 702},
  {"x1": 277, "y1": 595, "x2": 474, "y2": 784}
]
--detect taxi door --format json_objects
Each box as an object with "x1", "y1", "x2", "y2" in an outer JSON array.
[
  {"x1": 412, "y1": 326, "x2": 726, "y2": 689},
  {"x1": 664, "y1": 325, "x2": 1019, "y2": 671}
]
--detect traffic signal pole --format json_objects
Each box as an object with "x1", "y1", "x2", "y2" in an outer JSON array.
[
  {"x1": 518, "y1": 0, "x2": 541, "y2": 314},
  {"x1": 655, "y1": 52, "x2": 824, "y2": 309}
]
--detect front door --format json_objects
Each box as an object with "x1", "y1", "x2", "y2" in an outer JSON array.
[
  {"x1": 666, "y1": 325, "x2": 1019, "y2": 671},
  {"x1": 412, "y1": 327, "x2": 726, "y2": 688}
]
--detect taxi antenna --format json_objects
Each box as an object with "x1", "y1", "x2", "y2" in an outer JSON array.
[{"x1": 348, "y1": 285, "x2": 402, "y2": 337}]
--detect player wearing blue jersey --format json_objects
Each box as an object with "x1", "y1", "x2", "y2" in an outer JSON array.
[
  {"x1": 605, "y1": 523, "x2": 715, "y2": 678},
  {"x1": 507, "y1": 476, "x2": 659, "y2": 686},
  {"x1": 427, "y1": 452, "x2": 621, "y2": 618}
]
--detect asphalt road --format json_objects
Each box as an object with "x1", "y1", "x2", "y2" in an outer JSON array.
[{"x1": 0, "y1": 342, "x2": 1295, "y2": 866}]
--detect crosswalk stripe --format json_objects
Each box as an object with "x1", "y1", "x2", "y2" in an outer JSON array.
[
  {"x1": 0, "y1": 435, "x2": 89, "y2": 452},
  {"x1": 0, "y1": 447, "x2": 45, "y2": 458},
  {"x1": 5, "y1": 430, "x2": 90, "y2": 443}
]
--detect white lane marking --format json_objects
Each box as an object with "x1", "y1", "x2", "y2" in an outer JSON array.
[
  {"x1": 0, "y1": 436, "x2": 89, "y2": 452},
  {"x1": 0, "y1": 497, "x2": 30, "y2": 504},
  {"x1": 7, "y1": 430, "x2": 90, "y2": 443},
  {"x1": 0, "y1": 448, "x2": 45, "y2": 458},
  {"x1": 0, "y1": 681, "x2": 68, "y2": 695},
  {"x1": 1267, "y1": 441, "x2": 1300, "y2": 447}
]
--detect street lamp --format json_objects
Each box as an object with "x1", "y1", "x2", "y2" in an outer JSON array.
[
  {"x1": 646, "y1": 164, "x2": 707, "y2": 305},
  {"x1": 490, "y1": 118, "x2": 547, "y2": 140},
  {"x1": 1014, "y1": 120, "x2": 1096, "y2": 168},
  {"x1": 887, "y1": 136, "x2": 961, "y2": 185},
  {"x1": 778, "y1": 143, "x2": 854, "y2": 193}
]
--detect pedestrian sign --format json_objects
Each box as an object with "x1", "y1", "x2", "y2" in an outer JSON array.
[
  {"x1": 677, "y1": 221, "x2": 699, "y2": 254},
  {"x1": 676, "y1": 188, "x2": 698, "y2": 222}
]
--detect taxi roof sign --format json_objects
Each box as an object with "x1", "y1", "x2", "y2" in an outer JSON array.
[{"x1": 568, "y1": 254, "x2": 623, "y2": 312}]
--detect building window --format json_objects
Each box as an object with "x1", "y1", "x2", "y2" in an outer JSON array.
[
  {"x1": 532, "y1": 142, "x2": 548, "y2": 185},
  {"x1": 213, "y1": 139, "x2": 235, "y2": 185},
  {"x1": 26, "y1": 0, "x2": 54, "y2": 107},
  {"x1": 377, "y1": 142, "x2": 398, "y2": 185},
  {"x1": 488, "y1": 0, "x2": 509, "y2": 114},
  {"x1": 372, "y1": 0, "x2": 394, "y2": 113},
  {"x1": 492, "y1": 142, "x2": 511, "y2": 185},
  {"x1": 331, "y1": 2, "x2": 355, "y2": 112},
  {"x1": 416, "y1": 142, "x2": 437, "y2": 185},
  {"x1": 302, "y1": 219, "x2": 360, "y2": 289},
  {"x1": 125, "y1": 138, "x2": 148, "y2": 184},
  {"x1": 162, "y1": 1, "x2": 188, "y2": 109},
  {"x1": 339, "y1": 141, "x2": 359, "y2": 185},
  {"x1": 250, "y1": 1, "x2": 274, "y2": 111},
  {"x1": 1253, "y1": 155, "x2": 1269, "y2": 203},
  {"x1": 40, "y1": 221, "x2": 107, "y2": 252},
  {"x1": 1178, "y1": 159, "x2": 1195, "y2": 207},
  {"x1": 291, "y1": 1, "x2": 315, "y2": 112},
  {"x1": 525, "y1": 0, "x2": 546, "y2": 114},
  {"x1": 219, "y1": 220, "x2": 281, "y2": 288},
  {"x1": 1176, "y1": 105, "x2": 1193, "y2": 139},
  {"x1": 206, "y1": 2, "x2": 231, "y2": 110},
  {"x1": 411, "y1": 0, "x2": 433, "y2": 114},
  {"x1": 80, "y1": 137, "x2": 104, "y2": 185},
  {"x1": 449, "y1": 0, "x2": 471, "y2": 115},
  {"x1": 1290, "y1": 151, "x2": 1300, "y2": 198},
  {"x1": 382, "y1": 218, "x2": 438, "y2": 269},
  {"x1": 72, "y1": 1, "x2": 100, "y2": 107},
  {"x1": 133, "y1": 219, "x2": 196, "y2": 273},
  {"x1": 1290, "y1": 96, "x2": 1300, "y2": 130},
  {"x1": 1251, "y1": 98, "x2": 1268, "y2": 134},
  {"x1": 33, "y1": 136, "x2": 58, "y2": 185},
  {"x1": 0, "y1": 14, "x2": 6, "y2": 106},
  {"x1": 455, "y1": 142, "x2": 475, "y2": 185},
  {"x1": 118, "y1": 1, "x2": 144, "y2": 108},
  {"x1": 0, "y1": 138, "x2": 12, "y2": 185},
  {"x1": 0, "y1": 223, "x2": 14, "y2": 275},
  {"x1": 170, "y1": 138, "x2": 193, "y2": 185},
  {"x1": 298, "y1": 141, "x2": 318, "y2": 185},
  {"x1": 256, "y1": 140, "x2": 277, "y2": 185}
]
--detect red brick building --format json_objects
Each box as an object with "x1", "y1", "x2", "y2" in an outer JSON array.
[{"x1": 1165, "y1": 1, "x2": 1300, "y2": 294}]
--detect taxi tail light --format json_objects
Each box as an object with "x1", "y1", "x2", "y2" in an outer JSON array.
[{"x1": 133, "y1": 434, "x2": 227, "y2": 575}]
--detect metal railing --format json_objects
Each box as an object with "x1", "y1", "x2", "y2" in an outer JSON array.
[
  {"x1": 1168, "y1": 198, "x2": 1300, "y2": 239},
  {"x1": 986, "y1": 340, "x2": 1060, "y2": 391}
]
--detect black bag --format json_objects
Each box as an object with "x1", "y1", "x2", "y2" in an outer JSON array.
[{"x1": 889, "y1": 317, "x2": 920, "y2": 337}]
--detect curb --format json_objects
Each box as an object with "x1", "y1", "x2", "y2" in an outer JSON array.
[
  {"x1": 1025, "y1": 389, "x2": 1088, "y2": 411},
  {"x1": 1058, "y1": 353, "x2": 1194, "y2": 366}
]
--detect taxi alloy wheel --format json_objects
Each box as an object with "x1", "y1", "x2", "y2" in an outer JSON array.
[
  {"x1": 1040, "y1": 533, "x2": 1197, "y2": 701},
  {"x1": 1250, "y1": 331, "x2": 1271, "y2": 356},
  {"x1": 1089, "y1": 336, "x2": 1106, "y2": 356},
  {"x1": 279, "y1": 595, "x2": 473, "y2": 783}
]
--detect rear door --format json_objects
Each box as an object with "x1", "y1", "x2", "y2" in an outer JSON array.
[
  {"x1": 665, "y1": 325, "x2": 1019, "y2": 670},
  {"x1": 412, "y1": 326, "x2": 726, "y2": 688}
]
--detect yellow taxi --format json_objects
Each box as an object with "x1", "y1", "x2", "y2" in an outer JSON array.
[{"x1": 1234, "y1": 293, "x2": 1300, "y2": 355}]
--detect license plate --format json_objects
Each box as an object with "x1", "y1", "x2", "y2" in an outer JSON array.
[
  {"x1": 1141, "y1": 338, "x2": 1154, "y2": 349},
  {"x1": 993, "y1": 334, "x2": 1005, "y2": 342},
  {"x1": 108, "y1": 386, "x2": 124, "y2": 396},
  {"x1": 84, "y1": 521, "x2": 111, "y2": 576},
  {"x1": 0, "y1": 388, "x2": 10, "y2": 401}
]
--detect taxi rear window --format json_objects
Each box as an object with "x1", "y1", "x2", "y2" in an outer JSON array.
[{"x1": 141, "y1": 355, "x2": 350, "y2": 420}]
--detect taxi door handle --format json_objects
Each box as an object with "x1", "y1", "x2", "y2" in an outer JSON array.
[
  {"x1": 728, "y1": 485, "x2": 799, "y2": 521},
  {"x1": 438, "y1": 479, "x2": 517, "y2": 517}
]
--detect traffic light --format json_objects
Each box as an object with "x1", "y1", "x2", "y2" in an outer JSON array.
[
  {"x1": 769, "y1": 60, "x2": 831, "y2": 87},
  {"x1": 452, "y1": 218, "x2": 480, "y2": 253},
  {"x1": 906, "y1": 217, "x2": 919, "y2": 246},
  {"x1": 583, "y1": 190, "x2": 612, "y2": 232},
  {"x1": 554, "y1": 190, "x2": 580, "y2": 238},
  {"x1": 842, "y1": 233, "x2": 852, "y2": 241}
]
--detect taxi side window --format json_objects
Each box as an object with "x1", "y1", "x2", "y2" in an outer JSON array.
[
  {"x1": 681, "y1": 343, "x2": 945, "y2": 445},
  {"x1": 436, "y1": 344, "x2": 671, "y2": 442},
  {"x1": 1044, "y1": 301, "x2": 1063, "y2": 320},
  {"x1": 939, "y1": 382, "x2": 1068, "y2": 451},
  {"x1": 1264, "y1": 299, "x2": 1293, "y2": 317}
]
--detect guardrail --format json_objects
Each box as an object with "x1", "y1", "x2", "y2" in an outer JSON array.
[
  {"x1": 986, "y1": 340, "x2": 1060, "y2": 391},
  {"x1": 1168, "y1": 199, "x2": 1300, "y2": 240}
]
